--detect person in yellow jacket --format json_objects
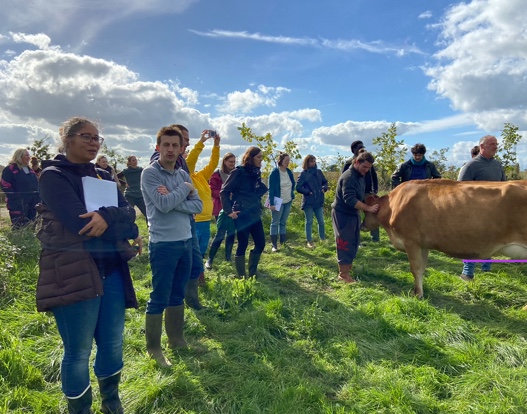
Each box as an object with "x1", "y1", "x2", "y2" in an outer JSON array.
[{"x1": 186, "y1": 130, "x2": 221, "y2": 258}]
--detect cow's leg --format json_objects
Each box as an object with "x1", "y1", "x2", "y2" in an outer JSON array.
[{"x1": 405, "y1": 245, "x2": 429, "y2": 299}]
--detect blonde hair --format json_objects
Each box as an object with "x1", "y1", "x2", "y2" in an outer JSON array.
[{"x1": 9, "y1": 148, "x2": 30, "y2": 168}]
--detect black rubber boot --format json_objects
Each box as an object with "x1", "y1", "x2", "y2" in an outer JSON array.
[
  {"x1": 67, "y1": 387, "x2": 93, "y2": 414},
  {"x1": 225, "y1": 235, "x2": 235, "y2": 261},
  {"x1": 98, "y1": 373, "x2": 123, "y2": 414},
  {"x1": 280, "y1": 233, "x2": 286, "y2": 245},
  {"x1": 248, "y1": 251, "x2": 262, "y2": 277},
  {"x1": 270, "y1": 235, "x2": 278, "y2": 252},
  {"x1": 234, "y1": 256, "x2": 246, "y2": 278},
  {"x1": 206, "y1": 244, "x2": 219, "y2": 269},
  {"x1": 165, "y1": 305, "x2": 187, "y2": 349},
  {"x1": 185, "y1": 278, "x2": 203, "y2": 310}
]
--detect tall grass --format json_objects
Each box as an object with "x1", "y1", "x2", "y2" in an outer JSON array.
[{"x1": 1, "y1": 204, "x2": 527, "y2": 413}]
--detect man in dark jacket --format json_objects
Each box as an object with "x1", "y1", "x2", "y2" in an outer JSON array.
[
  {"x1": 391, "y1": 143, "x2": 441, "y2": 188},
  {"x1": 342, "y1": 140, "x2": 380, "y2": 242}
]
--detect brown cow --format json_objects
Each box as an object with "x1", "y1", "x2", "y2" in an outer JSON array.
[{"x1": 362, "y1": 179, "x2": 527, "y2": 298}]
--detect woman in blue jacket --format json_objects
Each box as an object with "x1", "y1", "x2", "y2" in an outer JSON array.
[
  {"x1": 1, "y1": 148, "x2": 40, "y2": 228},
  {"x1": 296, "y1": 154, "x2": 328, "y2": 248},
  {"x1": 267, "y1": 152, "x2": 295, "y2": 252}
]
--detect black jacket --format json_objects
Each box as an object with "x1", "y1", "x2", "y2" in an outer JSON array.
[
  {"x1": 341, "y1": 159, "x2": 378, "y2": 194},
  {"x1": 391, "y1": 159, "x2": 441, "y2": 188},
  {"x1": 296, "y1": 167, "x2": 328, "y2": 210},
  {"x1": 220, "y1": 165, "x2": 268, "y2": 227}
]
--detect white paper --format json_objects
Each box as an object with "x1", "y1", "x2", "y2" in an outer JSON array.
[
  {"x1": 264, "y1": 196, "x2": 283, "y2": 212},
  {"x1": 82, "y1": 176, "x2": 118, "y2": 212}
]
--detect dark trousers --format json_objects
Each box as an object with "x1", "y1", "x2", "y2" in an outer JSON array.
[
  {"x1": 235, "y1": 219, "x2": 265, "y2": 256},
  {"x1": 331, "y1": 209, "x2": 360, "y2": 265}
]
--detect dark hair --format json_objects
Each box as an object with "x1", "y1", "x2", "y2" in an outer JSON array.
[
  {"x1": 59, "y1": 116, "x2": 98, "y2": 153},
  {"x1": 171, "y1": 124, "x2": 188, "y2": 133},
  {"x1": 277, "y1": 152, "x2": 289, "y2": 167},
  {"x1": 470, "y1": 146, "x2": 480, "y2": 158},
  {"x1": 355, "y1": 151, "x2": 375, "y2": 164},
  {"x1": 241, "y1": 146, "x2": 261, "y2": 167},
  {"x1": 411, "y1": 143, "x2": 426, "y2": 155},
  {"x1": 350, "y1": 140, "x2": 364, "y2": 156},
  {"x1": 221, "y1": 152, "x2": 236, "y2": 174},
  {"x1": 302, "y1": 154, "x2": 316, "y2": 170},
  {"x1": 156, "y1": 125, "x2": 183, "y2": 146}
]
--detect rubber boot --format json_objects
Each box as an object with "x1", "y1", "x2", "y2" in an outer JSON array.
[
  {"x1": 185, "y1": 278, "x2": 203, "y2": 310},
  {"x1": 98, "y1": 373, "x2": 123, "y2": 414},
  {"x1": 67, "y1": 387, "x2": 93, "y2": 414},
  {"x1": 338, "y1": 263, "x2": 356, "y2": 283},
  {"x1": 248, "y1": 251, "x2": 262, "y2": 277},
  {"x1": 270, "y1": 235, "x2": 279, "y2": 252},
  {"x1": 225, "y1": 236, "x2": 234, "y2": 261},
  {"x1": 280, "y1": 233, "x2": 286, "y2": 246},
  {"x1": 234, "y1": 256, "x2": 246, "y2": 278},
  {"x1": 165, "y1": 305, "x2": 187, "y2": 349},
  {"x1": 145, "y1": 313, "x2": 171, "y2": 367},
  {"x1": 206, "y1": 244, "x2": 219, "y2": 269}
]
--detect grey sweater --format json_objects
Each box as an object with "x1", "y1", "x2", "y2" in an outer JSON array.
[
  {"x1": 141, "y1": 161, "x2": 203, "y2": 243},
  {"x1": 458, "y1": 154, "x2": 506, "y2": 181}
]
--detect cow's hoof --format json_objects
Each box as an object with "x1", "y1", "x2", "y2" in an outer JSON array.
[
  {"x1": 459, "y1": 273, "x2": 474, "y2": 282},
  {"x1": 338, "y1": 275, "x2": 357, "y2": 284}
]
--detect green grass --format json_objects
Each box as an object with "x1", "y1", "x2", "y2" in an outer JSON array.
[{"x1": 2, "y1": 203, "x2": 527, "y2": 413}]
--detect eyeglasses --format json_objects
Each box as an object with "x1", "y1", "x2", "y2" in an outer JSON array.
[{"x1": 69, "y1": 133, "x2": 104, "y2": 145}]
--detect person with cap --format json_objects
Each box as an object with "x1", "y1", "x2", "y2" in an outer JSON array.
[
  {"x1": 341, "y1": 140, "x2": 380, "y2": 242},
  {"x1": 391, "y1": 143, "x2": 441, "y2": 188}
]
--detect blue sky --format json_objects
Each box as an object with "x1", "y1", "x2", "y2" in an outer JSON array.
[{"x1": 0, "y1": 0, "x2": 526, "y2": 170}]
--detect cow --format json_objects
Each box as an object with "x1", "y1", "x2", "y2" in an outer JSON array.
[{"x1": 361, "y1": 179, "x2": 527, "y2": 298}]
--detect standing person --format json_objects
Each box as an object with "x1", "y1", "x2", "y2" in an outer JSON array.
[
  {"x1": 470, "y1": 145, "x2": 480, "y2": 158},
  {"x1": 296, "y1": 155, "x2": 328, "y2": 249},
  {"x1": 331, "y1": 151, "x2": 379, "y2": 283},
  {"x1": 267, "y1": 152, "x2": 295, "y2": 252},
  {"x1": 186, "y1": 130, "x2": 220, "y2": 258},
  {"x1": 206, "y1": 152, "x2": 236, "y2": 269},
  {"x1": 342, "y1": 141, "x2": 380, "y2": 242},
  {"x1": 121, "y1": 155, "x2": 147, "y2": 223},
  {"x1": 391, "y1": 143, "x2": 441, "y2": 188},
  {"x1": 220, "y1": 146, "x2": 268, "y2": 278},
  {"x1": 458, "y1": 135, "x2": 505, "y2": 281},
  {"x1": 1, "y1": 148, "x2": 40, "y2": 228},
  {"x1": 96, "y1": 155, "x2": 120, "y2": 185},
  {"x1": 141, "y1": 125, "x2": 203, "y2": 366},
  {"x1": 31, "y1": 156, "x2": 43, "y2": 178},
  {"x1": 36, "y1": 117, "x2": 141, "y2": 414}
]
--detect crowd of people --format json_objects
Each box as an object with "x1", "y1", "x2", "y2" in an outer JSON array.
[{"x1": 0, "y1": 117, "x2": 507, "y2": 413}]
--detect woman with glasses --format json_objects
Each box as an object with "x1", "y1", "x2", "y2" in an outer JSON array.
[
  {"x1": 36, "y1": 117, "x2": 141, "y2": 414},
  {"x1": 1, "y1": 148, "x2": 41, "y2": 228}
]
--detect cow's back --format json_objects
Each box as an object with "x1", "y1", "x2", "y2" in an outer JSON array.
[{"x1": 384, "y1": 180, "x2": 527, "y2": 259}]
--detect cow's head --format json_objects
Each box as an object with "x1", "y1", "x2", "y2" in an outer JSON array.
[{"x1": 361, "y1": 194, "x2": 381, "y2": 232}]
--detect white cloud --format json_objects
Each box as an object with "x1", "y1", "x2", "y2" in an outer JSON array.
[
  {"x1": 425, "y1": 0, "x2": 527, "y2": 130},
  {"x1": 218, "y1": 85, "x2": 291, "y2": 114},
  {"x1": 11, "y1": 32, "x2": 52, "y2": 49},
  {"x1": 419, "y1": 11, "x2": 433, "y2": 19},
  {"x1": 191, "y1": 29, "x2": 424, "y2": 57}
]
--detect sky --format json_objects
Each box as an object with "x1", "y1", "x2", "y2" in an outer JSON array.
[{"x1": 1, "y1": 0, "x2": 527, "y2": 171}]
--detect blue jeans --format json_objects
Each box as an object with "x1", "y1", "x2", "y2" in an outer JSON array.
[
  {"x1": 147, "y1": 240, "x2": 192, "y2": 314},
  {"x1": 190, "y1": 219, "x2": 205, "y2": 280},
  {"x1": 52, "y1": 270, "x2": 126, "y2": 398},
  {"x1": 270, "y1": 201, "x2": 292, "y2": 236},
  {"x1": 195, "y1": 220, "x2": 211, "y2": 256},
  {"x1": 304, "y1": 206, "x2": 326, "y2": 241},
  {"x1": 462, "y1": 259, "x2": 491, "y2": 277}
]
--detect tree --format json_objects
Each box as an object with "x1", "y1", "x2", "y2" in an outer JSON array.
[
  {"x1": 27, "y1": 135, "x2": 54, "y2": 161},
  {"x1": 238, "y1": 123, "x2": 301, "y2": 176},
  {"x1": 498, "y1": 123, "x2": 523, "y2": 180},
  {"x1": 372, "y1": 123, "x2": 406, "y2": 187}
]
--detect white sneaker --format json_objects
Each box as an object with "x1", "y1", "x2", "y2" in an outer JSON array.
[
  {"x1": 307, "y1": 241, "x2": 315, "y2": 249},
  {"x1": 271, "y1": 246, "x2": 278, "y2": 252}
]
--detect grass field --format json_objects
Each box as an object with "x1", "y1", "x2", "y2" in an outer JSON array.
[{"x1": 1, "y1": 202, "x2": 527, "y2": 413}]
